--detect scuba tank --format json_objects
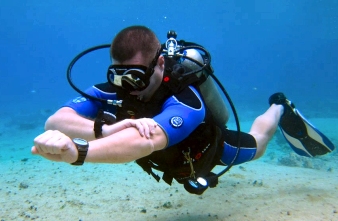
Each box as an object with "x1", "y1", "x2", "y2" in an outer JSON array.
[
  {"x1": 199, "y1": 74, "x2": 229, "y2": 129},
  {"x1": 163, "y1": 31, "x2": 229, "y2": 129},
  {"x1": 180, "y1": 48, "x2": 229, "y2": 129}
]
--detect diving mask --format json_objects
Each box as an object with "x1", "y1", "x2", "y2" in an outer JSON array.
[{"x1": 107, "y1": 48, "x2": 162, "y2": 91}]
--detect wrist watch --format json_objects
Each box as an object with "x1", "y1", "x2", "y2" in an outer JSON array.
[{"x1": 71, "y1": 138, "x2": 89, "y2": 166}]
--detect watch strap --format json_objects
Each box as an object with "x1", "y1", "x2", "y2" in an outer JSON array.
[
  {"x1": 71, "y1": 138, "x2": 89, "y2": 166},
  {"x1": 71, "y1": 149, "x2": 88, "y2": 166}
]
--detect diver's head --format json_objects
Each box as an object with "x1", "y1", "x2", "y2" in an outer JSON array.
[
  {"x1": 107, "y1": 25, "x2": 164, "y2": 101},
  {"x1": 110, "y1": 25, "x2": 160, "y2": 63}
]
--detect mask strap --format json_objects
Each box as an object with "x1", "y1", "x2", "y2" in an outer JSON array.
[{"x1": 145, "y1": 46, "x2": 163, "y2": 78}]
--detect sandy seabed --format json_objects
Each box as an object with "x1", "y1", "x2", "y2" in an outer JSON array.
[{"x1": 0, "y1": 118, "x2": 337, "y2": 221}]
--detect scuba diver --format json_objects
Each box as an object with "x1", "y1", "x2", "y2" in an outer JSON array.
[{"x1": 32, "y1": 25, "x2": 334, "y2": 195}]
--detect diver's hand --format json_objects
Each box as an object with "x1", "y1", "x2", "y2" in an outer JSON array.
[
  {"x1": 127, "y1": 118, "x2": 157, "y2": 138},
  {"x1": 102, "y1": 118, "x2": 157, "y2": 139},
  {"x1": 31, "y1": 130, "x2": 78, "y2": 163}
]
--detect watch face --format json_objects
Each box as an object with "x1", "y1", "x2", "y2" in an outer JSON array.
[{"x1": 73, "y1": 138, "x2": 88, "y2": 146}]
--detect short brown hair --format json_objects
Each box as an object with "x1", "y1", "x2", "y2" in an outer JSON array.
[{"x1": 110, "y1": 26, "x2": 160, "y2": 64}]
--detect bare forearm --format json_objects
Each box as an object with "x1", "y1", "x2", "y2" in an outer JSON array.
[
  {"x1": 32, "y1": 118, "x2": 168, "y2": 164},
  {"x1": 45, "y1": 107, "x2": 96, "y2": 140},
  {"x1": 85, "y1": 127, "x2": 165, "y2": 163}
]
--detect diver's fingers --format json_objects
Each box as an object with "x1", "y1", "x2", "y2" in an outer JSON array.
[
  {"x1": 32, "y1": 130, "x2": 76, "y2": 162},
  {"x1": 31, "y1": 145, "x2": 63, "y2": 161},
  {"x1": 138, "y1": 118, "x2": 157, "y2": 138}
]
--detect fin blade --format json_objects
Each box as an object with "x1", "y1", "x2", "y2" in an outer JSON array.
[
  {"x1": 280, "y1": 108, "x2": 335, "y2": 157},
  {"x1": 296, "y1": 109, "x2": 335, "y2": 153},
  {"x1": 281, "y1": 129, "x2": 313, "y2": 157}
]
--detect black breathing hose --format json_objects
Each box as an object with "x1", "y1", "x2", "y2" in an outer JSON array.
[{"x1": 67, "y1": 44, "x2": 111, "y2": 104}]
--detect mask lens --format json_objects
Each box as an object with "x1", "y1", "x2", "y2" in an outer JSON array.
[
  {"x1": 107, "y1": 65, "x2": 148, "y2": 91},
  {"x1": 121, "y1": 74, "x2": 146, "y2": 90}
]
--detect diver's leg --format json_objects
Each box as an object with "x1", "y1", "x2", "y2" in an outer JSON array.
[
  {"x1": 220, "y1": 130, "x2": 257, "y2": 166},
  {"x1": 249, "y1": 104, "x2": 283, "y2": 160}
]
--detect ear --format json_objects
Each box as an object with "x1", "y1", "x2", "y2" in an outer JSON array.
[{"x1": 157, "y1": 55, "x2": 165, "y2": 69}]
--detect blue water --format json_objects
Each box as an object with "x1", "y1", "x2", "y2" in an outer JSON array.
[
  {"x1": 0, "y1": 0, "x2": 337, "y2": 220},
  {"x1": 1, "y1": 0, "x2": 337, "y2": 114}
]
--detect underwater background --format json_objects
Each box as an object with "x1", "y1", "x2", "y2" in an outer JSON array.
[{"x1": 0, "y1": 0, "x2": 337, "y2": 220}]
